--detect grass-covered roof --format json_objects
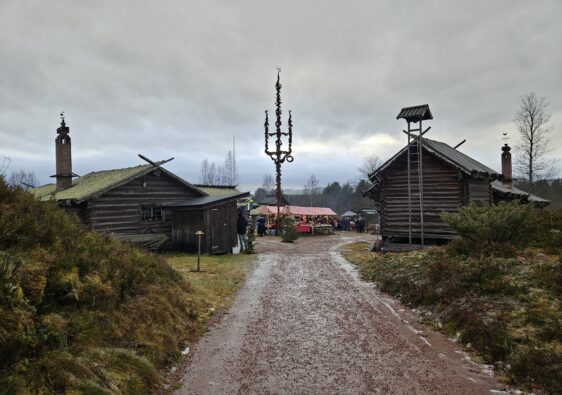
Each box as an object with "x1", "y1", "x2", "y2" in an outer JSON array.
[{"x1": 32, "y1": 162, "x2": 206, "y2": 203}]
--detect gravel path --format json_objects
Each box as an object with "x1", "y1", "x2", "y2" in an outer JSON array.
[{"x1": 175, "y1": 233, "x2": 512, "y2": 394}]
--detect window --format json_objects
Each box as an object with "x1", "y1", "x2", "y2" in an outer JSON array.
[{"x1": 141, "y1": 205, "x2": 162, "y2": 221}]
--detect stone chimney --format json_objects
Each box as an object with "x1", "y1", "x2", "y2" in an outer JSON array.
[
  {"x1": 55, "y1": 115, "x2": 72, "y2": 190},
  {"x1": 501, "y1": 143, "x2": 512, "y2": 188}
]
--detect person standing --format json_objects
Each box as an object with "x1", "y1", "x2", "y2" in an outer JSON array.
[
  {"x1": 237, "y1": 212, "x2": 248, "y2": 252},
  {"x1": 257, "y1": 216, "x2": 266, "y2": 237}
]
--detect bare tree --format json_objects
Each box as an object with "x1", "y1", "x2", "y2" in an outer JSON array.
[
  {"x1": 514, "y1": 92, "x2": 556, "y2": 189},
  {"x1": 304, "y1": 174, "x2": 320, "y2": 206},
  {"x1": 8, "y1": 169, "x2": 37, "y2": 190},
  {"x1": 262, "y1": 173, "x2": 274, "y2": 192},
  {"x1": 222, "y1": 150, "x2": 238, "y2": 186},
  {"x1": 199, "y1": 159, "x2": 210, "y2": 184},
  {"x1": 0, "y1": 156, "x2": 11, "y2": 178},
  {"x1": 358, "y1": 155, "x2": 381, "y2": 180},
  {"x1": 200, "y1": 151, "x2": 238, "y2": 186}
]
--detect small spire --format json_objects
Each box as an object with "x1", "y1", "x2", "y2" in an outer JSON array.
[{"x1": 57, "y1": 112, "x2": 69, "y2": 134}]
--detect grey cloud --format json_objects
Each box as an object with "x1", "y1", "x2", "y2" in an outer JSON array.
[{"x1": 1, "y1": 0, "x2": 561, "y2": 190}]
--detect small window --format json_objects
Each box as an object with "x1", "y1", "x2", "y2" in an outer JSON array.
[{"x1": 141, "y1": 205, "x2": 162, "y2": 221}]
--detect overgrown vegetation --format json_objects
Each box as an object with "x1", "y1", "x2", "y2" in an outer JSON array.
[
  {"x1": 342, "y1": 203, "x2": 562, "y2": 394},
  {"x1": 0, "y1": 178, "x2": 255, "y2": 394}
]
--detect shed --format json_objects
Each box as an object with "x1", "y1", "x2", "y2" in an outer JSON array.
[{"x1": 165, "y1": 192, "x2": 249, "y2": 254}]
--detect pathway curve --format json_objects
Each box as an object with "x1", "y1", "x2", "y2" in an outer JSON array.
[{"x1": 175, "y1": 233, "x2": 512, "y2": 394}]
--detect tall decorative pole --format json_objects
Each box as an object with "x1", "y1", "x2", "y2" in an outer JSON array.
[{"x1": 265, "y1": 68, "x2": 294, "y2": 235}]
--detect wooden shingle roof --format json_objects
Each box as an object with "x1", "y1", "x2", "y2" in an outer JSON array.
[
  {"x1": 370, "y1": 138, "x2": 500, "y2": 180},
  {"x1": 396, "y1": 104, "x2": 433, "y2": 122}
]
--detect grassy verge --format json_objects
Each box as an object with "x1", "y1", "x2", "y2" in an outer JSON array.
[
  {"x1": 341, "y1": 242, "x2": 562, "y2": 394},
  {"x1": 166, "y1": 252, "x2": 257, "y2": 339}
]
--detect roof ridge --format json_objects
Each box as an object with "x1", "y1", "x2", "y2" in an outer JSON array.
[{"x1": 83, "y1": 162, "x2": 159, "y2": 177}]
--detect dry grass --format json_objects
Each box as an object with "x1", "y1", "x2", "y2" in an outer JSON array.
[{"x1": 166, "y1": 252, "x2": 257, "y2": 336}]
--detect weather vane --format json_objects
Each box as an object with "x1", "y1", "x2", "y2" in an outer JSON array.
[
  {"x1": 264, "y1": 68, "x2": 294, "y2": 234},
  {"x1": 502, "y1": 131, "x2": 509, "y2": 142}
]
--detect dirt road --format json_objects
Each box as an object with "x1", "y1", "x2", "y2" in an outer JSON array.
[{"x1": 175, "y1": 233, "x2": 511, "y2": 394}]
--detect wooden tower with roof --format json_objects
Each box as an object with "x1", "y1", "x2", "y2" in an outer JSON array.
[
  {"x1": 367, "y1": 105, "x2": 502, "y2": 247},
  {"x1": 396, "y1": 104, "x2": 433, "y2": 246}
]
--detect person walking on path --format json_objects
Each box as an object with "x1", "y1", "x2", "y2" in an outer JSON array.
[{"x1": 237, "y1": 212, "x2": 248, "y2": 252}]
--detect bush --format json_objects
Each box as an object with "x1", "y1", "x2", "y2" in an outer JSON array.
[
  {"x1": 0, "y1": 178, "x2": 196, "y2": 393},
  {"x1": 528, "y1": 209, "x2": 562, "y2": 254},
  {"x1": 442, "y1": 202, "x2": 533, "y2": 255}
]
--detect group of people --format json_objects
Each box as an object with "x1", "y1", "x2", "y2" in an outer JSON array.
[
  {"x1": 331, "y1": 217, "x2": 367, "y2": 232},
  {"x1": 237, "y1": 212, "x2": 372, "y2": 251}
]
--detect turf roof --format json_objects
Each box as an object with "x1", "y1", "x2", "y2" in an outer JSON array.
[{"x1": 32, "y1": 162, "x2": 205, "y2": 203}]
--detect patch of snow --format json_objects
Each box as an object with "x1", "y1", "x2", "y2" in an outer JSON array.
[
  {"x1": 406, "y1": 325, "x2": 423, "y2": 335},
  {"x1": 381, "y1": 301, "x2": 401, "y2": 319},
  {"x1": 182, "y1": 347, "x2": 190, "y2": 355}
]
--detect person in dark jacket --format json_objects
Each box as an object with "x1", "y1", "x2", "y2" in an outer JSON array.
[
  {"x1": 257, "y1": 216, "x2": 266, "y2": 237},
  {"x1": 237, "y1": 212, "x2": 248, "y2": 252}
]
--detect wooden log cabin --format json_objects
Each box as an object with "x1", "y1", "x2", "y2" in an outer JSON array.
[
  {"x1": 366, "y1": 137, "x2": 501, "y2": 242},
  {"x1": 365, "y1": 105, "x2": 502, "y2": 243},
  {"x1": 32, "y1": 117, "x2": 248, "y2": 253},
  {"x1": 366, "y1": 105, "x2": 549, "y2": 245}
]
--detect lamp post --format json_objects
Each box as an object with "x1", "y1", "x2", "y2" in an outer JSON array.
[
  {"x1": 192, "y1": 230, "x2": 205, "y2": 272},
  {"x1": 264, "y1": 68, "x2": 294, "y2": 235}
]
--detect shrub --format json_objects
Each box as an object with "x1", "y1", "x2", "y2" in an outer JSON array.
[
  {"x1": 0, "y1": 178, "x2": 196, "y2": 393},
  {"x1": 528, "y1": 209, "x2": 562, "y2": 254},
  {"x1": 442, "y1": 202, "x2": 533, "y2": 255}
]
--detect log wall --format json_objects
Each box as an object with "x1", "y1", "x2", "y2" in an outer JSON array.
[
  {"x1": 468, "y1": 180, "x2": 491, "y2": 204},
  {"x1": 171, "y1": 201, "x2": 238, "y2": 254},
  {"x1": 84, "y1": 171, "x2": 202, "y2": 237},
  {"x1": 380, "y1": 149, "x2": 463, "y2": 240}
]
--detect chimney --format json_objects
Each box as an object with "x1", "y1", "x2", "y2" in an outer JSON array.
[
  {"x1": 55, "y1": 114, "x2": 72, "y2": 190},
  {"x1": 501, "y1": 143, "x2": 512, "y2": 188}
]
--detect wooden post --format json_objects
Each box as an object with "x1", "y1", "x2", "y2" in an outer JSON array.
[{"x1": 194, "y1": 231, "x2": 204, "y2": 272}]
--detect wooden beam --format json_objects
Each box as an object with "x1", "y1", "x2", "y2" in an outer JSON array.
[
  {"x1": 454, "y1": 139, "x2": 466, "y2": 149},
  {"x1": 138, "y1": 154, "x2": 175, "y2": 167}
]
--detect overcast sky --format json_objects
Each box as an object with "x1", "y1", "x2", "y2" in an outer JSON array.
[{"x1": 1, "y1": 0, "x2": 561, "y2": 191}]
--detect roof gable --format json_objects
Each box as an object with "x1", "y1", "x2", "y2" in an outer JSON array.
[
  {"x1": 33, "y1": 163, "x2": 207, "y2": 203},
  {"x1": 370, "y1": 138, "x2": 500, "y2": 181}
]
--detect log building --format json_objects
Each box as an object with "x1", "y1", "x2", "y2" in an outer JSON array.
[
  {"x1": 33, "y1": 117, "x2": 247, "y2": 253},
  {"x1": 366, "y1": 105, "x2": 550, "y2": 245},
  {"x1": 366, "y1": 137, "x2": 501, "y2": 242}
]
